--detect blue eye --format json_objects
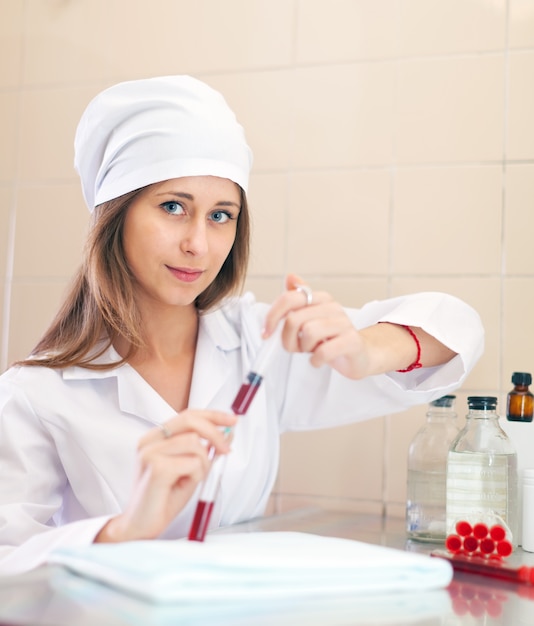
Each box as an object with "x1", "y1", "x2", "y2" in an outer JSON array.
[
  {"x1": 161, "y1": 201, "x2": 184, "y2": 215},
  {"x1": 210, "y1": 211, "x2": 231, "y2": 224}
]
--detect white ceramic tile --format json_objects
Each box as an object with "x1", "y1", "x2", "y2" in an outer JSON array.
[
  {"x1": 0, "y1": 187, "x2": 13, "y2": 280},
  {"x1": 18, "y1": 85, "x2": 104, "y2": 183},
  {"x1": 13, "y1": 184, "x2": 88, "y2": 279},
  {"x1": 23, "y1": 0, "x2": 113, "y2": 85},
  {"x1": 242, "y1": 277, "x2": 286, "y2": 305},
  {"x1": 509, "y1": 0, "x2": 534, "y2": 48},
  {"x1": 392, "y1": 166, "x2": 502, "y2": 275},
  {"x1": 247, "y1": 173, "x2": 289, "y2": 276},
  {"x1": 287, "y1": 170, "x2": 391, "y2": 275},
  {"x1": 504, "y1": 165, "x2": 534, "y2": 275},
  {"x1": 7, "y1": 280, "x2": 71, "y2": 364},
  {"x1": 296, "y1": 0, "x2": 398, "y2": 63},
  {"x1": 507, "y1": 51, "x2": 534, "y2": 161},
  {"x1": 396, "y1": 56, "x2": 505, "y2": 164},
  {"x1": 0, "y1": 0, "x2": 24, "y2": 87},
  {"x1": 278, "y1": 419, "x2": 384, "y2": 501},
  {"x1": 502, "y1": 278, "x2": 534, "y2": 388},
  {"x1": 0, "y1": 92, "x2": 19, "y2": 183},
  {"x1": 398, "y1": 0, "x2": 506, "y2": 56},
  {"x1": 106, "y1": 0, "x2": 294, "y2": 78},
  {"x1": 300, "y1": 278, "x2": 389, "y2": 309},
  {"x1": 205, "y1": 71, "x2": 295, "y2": 172},
  {"x1": 292, "y1": 64, "x2": 395, "y2": 168}
]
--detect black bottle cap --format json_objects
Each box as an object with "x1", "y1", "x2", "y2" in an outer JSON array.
[
  {"x1": 511, "y1": 372, "x2": 532, "y2": 386},
  {"x1": 467, "y1": 396, "x2": 498, "y2": 410},
  {"x1": 430, "y1": 395, "x2": 456, "y2": 408}
]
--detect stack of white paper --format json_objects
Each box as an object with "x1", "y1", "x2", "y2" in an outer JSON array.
[{"x1": 48, "y1": 531, "x2": 452, "y2": 604}]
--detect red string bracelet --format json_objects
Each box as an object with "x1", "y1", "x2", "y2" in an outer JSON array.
[{"x1": 396, "y1": 325, "x2": 423, "y2": 373}]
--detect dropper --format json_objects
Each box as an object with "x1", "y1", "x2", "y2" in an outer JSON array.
[{"x1": 188, "y1": 326, "x2": 281, "y2": 542}]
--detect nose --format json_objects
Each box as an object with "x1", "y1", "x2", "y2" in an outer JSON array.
[{"x1": 180, "y1": 217, "x2": 209, "y2": 256}]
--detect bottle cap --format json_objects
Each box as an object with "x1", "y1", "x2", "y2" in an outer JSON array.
[
  {"x1": 430, "y1": 394, "x2": 456, "y2": 408},
  {"x1": 467, "y1": 396, "x2": 498, "y2": 410},
  {"x1": 511, "y1": 372, "x2": 532, "y2": 386}
]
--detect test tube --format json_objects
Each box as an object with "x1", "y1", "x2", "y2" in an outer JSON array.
[{"x1": 188, "y1": 327, "x2": 281, "y2": 542}]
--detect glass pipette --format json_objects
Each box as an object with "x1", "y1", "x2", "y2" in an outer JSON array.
[{"x1": 188, "y1": 327, "x2": 281, "y2": 542}]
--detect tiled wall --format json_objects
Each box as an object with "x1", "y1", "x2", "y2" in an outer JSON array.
[{"x1": 2, "y1": 0, "x2": 534, "y2": 519}]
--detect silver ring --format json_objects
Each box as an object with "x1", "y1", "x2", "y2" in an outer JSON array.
[
  {"x1": 296, "y1": 284, "x2": 313, "y2": 306},
  {"x1": 159, "y1": 423, "x2": 172, "y2": 439}
]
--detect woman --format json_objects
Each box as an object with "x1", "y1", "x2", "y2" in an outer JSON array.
[{"x1": 0, "y1": 76, "x2": 484, "y2": 573}]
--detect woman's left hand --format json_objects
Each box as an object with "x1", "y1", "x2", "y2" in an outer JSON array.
[{"x1": 263, "y1": 273, "x2": 374, "y2": 380}]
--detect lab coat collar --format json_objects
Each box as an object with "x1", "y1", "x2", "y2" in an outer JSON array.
[{"x1": 62, "y1": 307, "x2": 241, "y2": 422}]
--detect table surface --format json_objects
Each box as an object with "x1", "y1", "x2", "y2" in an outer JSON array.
[{"x1": 1, "y1": 508, "x2": 534, "y2": 626}]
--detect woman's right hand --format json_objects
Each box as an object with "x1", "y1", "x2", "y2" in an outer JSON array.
[{"x1": 94, "y1": 409, "x2": 237, "y2": 543}]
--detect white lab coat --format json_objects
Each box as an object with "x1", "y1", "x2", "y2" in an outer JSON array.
[{"x1": 0, "y1": 291, "x2": 484, "y2": 574}]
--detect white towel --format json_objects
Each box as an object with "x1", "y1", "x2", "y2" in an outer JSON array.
[{"x1": 48, "y1": 531, "x2": 452, "y2": 604}]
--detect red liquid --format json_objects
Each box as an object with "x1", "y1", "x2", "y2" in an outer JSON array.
[
  {"x1": 433, "y1": 550, "x2": 534, "y2": 585},
  {"x1": 188, "y1": 371, "x2": 263, "y2": 542},
  {"x1": 480, "y1": 538, "x2": 496, "y2": 555},
  {"x1": 463, "y1": 536, "x2": 479, "y2": 553},
  {"x1": 188, "y1": 500, "x2": 214, "y2": 542},
  {"x1": 473, "y1": 523, "x2": 489, "y2": 539},
  {"x1": 231, "y1": 372, "x2": 262, "y2": 415},
  {"x1": 446, "y1": 534, "x2": 463, "y2": 553},
  {"x1": 490, "y1": 525, "x2": 506, "y2": 542},
  {"x1": 456, "y1": 520, "x2": 472, "y2": 537},
  {"x1": 496, "y1": 539, "x2": 513, "y2": 557}
]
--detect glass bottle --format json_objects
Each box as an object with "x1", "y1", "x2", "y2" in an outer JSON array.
[
  {"x1": 446, "y1": 396, "x2": 518, "y2": 545},
  {"x1": 406, "y1": 395, "x2": 459, "y2": 542},
  {"x1": 507, "y1": 372, "x2": 533, "y2": 422}
]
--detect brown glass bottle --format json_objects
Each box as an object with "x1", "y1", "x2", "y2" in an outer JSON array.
[{"x1": 507, "y1": 372, "x2": 533, "y2": 423}]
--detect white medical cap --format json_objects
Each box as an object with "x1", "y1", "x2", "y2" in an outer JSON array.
[{"x1": 74, "y1": 75, "x2": 253, "y2": 211}]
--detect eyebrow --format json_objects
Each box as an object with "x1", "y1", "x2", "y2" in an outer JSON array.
[{"x1": 155, "y1": 191, "x2": 240, "y2": 210}]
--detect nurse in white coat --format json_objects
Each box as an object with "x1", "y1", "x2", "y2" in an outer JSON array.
[{"x1": 0, "y1": 76, "x2": 484, "y2": 574}]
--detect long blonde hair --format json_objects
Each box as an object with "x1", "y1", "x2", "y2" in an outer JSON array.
[{"x1": 17, "y1": 186, "x2": 250, "y2": 370}]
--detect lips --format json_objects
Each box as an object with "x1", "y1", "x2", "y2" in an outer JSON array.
[{"x1": 166, "y1": 266, "x2": 204, "y2": 283}]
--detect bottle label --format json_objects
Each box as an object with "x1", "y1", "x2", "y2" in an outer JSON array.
[{"x1": 446, "y1": 452, "x2": 511, "y2": 525}]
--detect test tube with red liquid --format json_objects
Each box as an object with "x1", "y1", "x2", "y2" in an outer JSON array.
[
  {"x1": 445, "y1": 520, "x2": 513, "y2": 559},
  {"x1": 188, "y1": 329, "x2": 280, "y2": 542}
]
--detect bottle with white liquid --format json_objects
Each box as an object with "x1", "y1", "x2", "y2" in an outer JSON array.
[{"x1": 446, "y1": 396, "x2": 518, "y2": 545}]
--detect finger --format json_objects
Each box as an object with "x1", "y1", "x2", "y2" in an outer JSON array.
[
  {"x1": 141, "y1": 431, "x2": 213, "y2": 462},
  {"x1": 263, "y1": 275, "x2": 321, "y2": 337},
  {"x1": 285, "y1": 272, "x2": 307, "y2": 292},
  {"x1": 140, "y1": 410, "x2": 236, "y2": 448},
  {"x1": 139, "y1": 444, "x2": 210, "y2": 486},
  {"x1": 307, "y1": 332, "x2": 354, "y2": 367},
  {"x1": 280, "y1": 301, "x2": 344, "y2": 352}
]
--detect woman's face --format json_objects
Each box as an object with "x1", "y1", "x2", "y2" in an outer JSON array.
[{"x1": 122, "y1": 176, "x2": 241, "y2": 310}]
